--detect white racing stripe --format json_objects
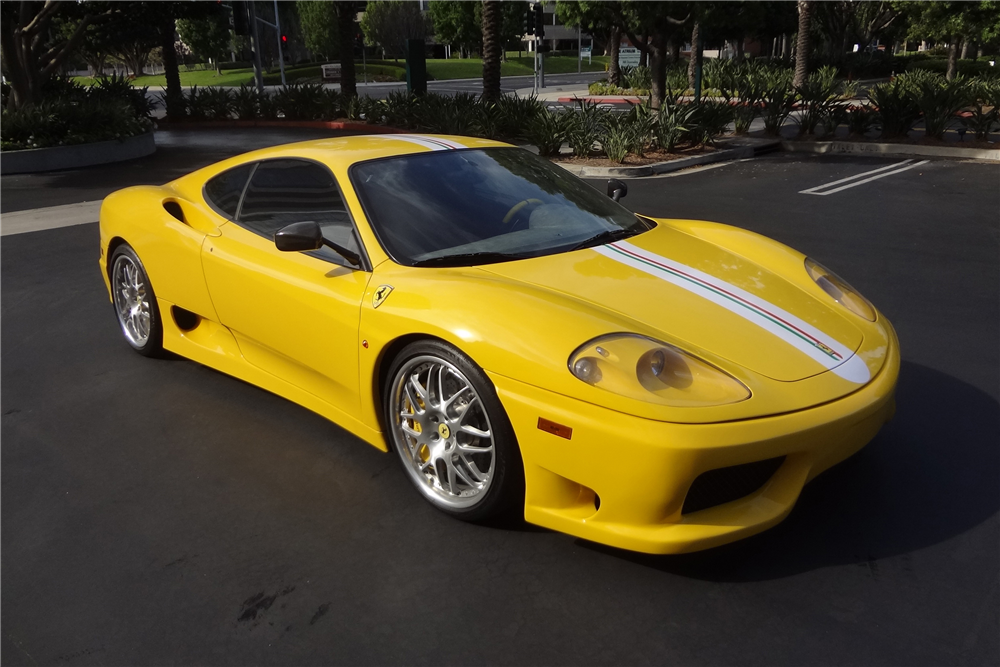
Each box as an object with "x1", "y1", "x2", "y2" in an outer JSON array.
[
  {"x1": 800, "y1": 159, "x2": 929, "y2": 196},
  {"x1": 595, "y1": 241, "x2": 871, "y2": 384},
  {"x1": 391, "y1": 135, "x2": 467, "y2": 151},
  {"x1": 1, "y1": 201, "x2": 102, "y2": 236}
]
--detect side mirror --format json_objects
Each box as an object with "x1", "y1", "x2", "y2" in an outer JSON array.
[
  {"x1": 275, "y1": 221, "x2": 324, "y2": 252},
  {"x1": 607, "y1": 178, "x2": 628, "y2": 202},
  {"x1": 274, "y1": 221, "x2": 362, "y2": 268}
]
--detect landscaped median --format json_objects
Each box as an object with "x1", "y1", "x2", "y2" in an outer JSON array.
[{"x1": 1, "y1": 75, "x2": 156, "y2": 174}]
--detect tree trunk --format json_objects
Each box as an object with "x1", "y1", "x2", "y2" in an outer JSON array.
[
  {"x1": 649, "y1": 34, "x2": 666, "y2": 110},
  {"x1": 668, "y1": 37, "x2": 680, "y2": 64},
  {"x1": 733, "y1": 38, "x2": 744, "y2": 63},
  {"x1": 161, "y1": 19, "x2": 184, "y2": 121},
  {"x1": 781, "y1": 33, "x2": 790, "y2": 62},
  {"x1": 338, "y1": 1, "x2": 357, "y2": 98},
  {"x1": 793, "y1": 0, "x2": 812, "y2": 88},
  {"x1": 960, "y1": 39, "x2": 969, "y2": 60},
  {"x1": 481, "y1": 0, "x2": 502, "y2": 101},
  {"x1": 688, "y1": 22, "x2": 700, "y2": 87},
  {"x1": 946, "y1": 39, "x2": 958, "y2": 80},
  {"x1": 608, "y1": 25, "x2": 621, "y2": 85}
]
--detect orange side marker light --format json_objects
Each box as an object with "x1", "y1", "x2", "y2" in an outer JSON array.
[{"x1": 537, "y1": 417, "x2": 572, "y2": 440}]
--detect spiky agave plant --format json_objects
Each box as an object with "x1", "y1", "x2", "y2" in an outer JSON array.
[
  {"x1": 526, "y1": 109, "x2": 569, "y2": 157},
  {"x1": 910, "y1": 74, "x2": 973, "y2": 140},
  {"x1": 961, "y1": 79, "x2": 1000, "y2": 140}
]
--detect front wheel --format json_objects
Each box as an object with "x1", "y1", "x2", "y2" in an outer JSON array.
[
  {"x1": 384, "y1": 340, "x2": 523, "y2": 522},
  {"x1": 110, "y1": 244, "x2": 163, "y2": 357}
]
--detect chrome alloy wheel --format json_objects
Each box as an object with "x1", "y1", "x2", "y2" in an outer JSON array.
[
  {"x1": 391, "y1": 355, "x2": 496, "y2": 510},
  {"x1": 112, "y1": 253, "x2": 151, "y2": 347}
]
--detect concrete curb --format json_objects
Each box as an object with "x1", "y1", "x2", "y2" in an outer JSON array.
[
  {"x1": 156, "y1": 119, "x2": 405, "y2": 133},
  {"x1": 1, "y1": 131, "x2": 156, "y2": 175},
  {"x1": 555, "y1": 139, "x2": 780, "y2": 178},
  {"x1": 781, "y1": 140, "x2": 1000, "y2": 162}
]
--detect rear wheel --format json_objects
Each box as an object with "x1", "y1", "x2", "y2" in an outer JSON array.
[
  {"x1": 384, "y1": 340, "x2": 523, "y2": 522},
  {"x1": 110, "y1": 244, "x2": 163, "y2": 357}
]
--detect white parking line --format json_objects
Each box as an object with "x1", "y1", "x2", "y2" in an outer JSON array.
[
  {"x1": 800, "y1": 159, "x2": 930, "y2": 196},
  {"x1": 0, "y1": 201, "x2": 101, "y2": 236}
]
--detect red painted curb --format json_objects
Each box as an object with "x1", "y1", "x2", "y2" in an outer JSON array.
[
  {"x1": 156, "y1": 119, "x2": 406, "y2": 133},
  {"x1": 556, "y1": 96, "x2": 642, "y2": 104}
]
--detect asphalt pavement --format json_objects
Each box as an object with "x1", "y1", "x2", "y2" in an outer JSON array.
[{"x1": 2, "y1": 137, "x2": 998, "y2": 665}]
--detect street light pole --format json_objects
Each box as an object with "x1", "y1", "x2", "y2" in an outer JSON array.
[
  {"x1": 249, "y1": 0, "x2": 264, "y2": 93},
  {"x1": 273, "y1": 0, "x2": 286, "y2": 86},
  {"x1": 578, "y1": 24, "x2": 582, "y2": 73}
]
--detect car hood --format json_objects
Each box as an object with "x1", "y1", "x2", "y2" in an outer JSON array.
[{"x1": 481, "y1": 222, "x2": 868, "y2": 383}]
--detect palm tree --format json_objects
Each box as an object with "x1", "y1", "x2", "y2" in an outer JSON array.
[
  {"x1": 481, "y1": 0, "x2": 502, "y2": 101},
  {"x1": 337, "y1": 1, "x2": 358, "y2": 98},
  {"x1": 793, "y1": 0, "x2": 812, "y2": 88}
]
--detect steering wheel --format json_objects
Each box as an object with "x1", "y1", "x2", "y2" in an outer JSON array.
[{"x1": 501, "y1": 198, "x2": 544, "y2": 229}]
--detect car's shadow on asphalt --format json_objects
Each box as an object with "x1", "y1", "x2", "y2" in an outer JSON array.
[{"x1": 574, "y1": 360, "x2": 1000, "y2": 580}]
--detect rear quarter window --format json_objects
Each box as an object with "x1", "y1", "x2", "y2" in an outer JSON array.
[{"x1": 204, "y1": 163, "x2": 254, "y2": 219}]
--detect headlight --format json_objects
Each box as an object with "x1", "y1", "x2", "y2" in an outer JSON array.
[
  {"x1": 805, "y1": 258, "x2": 876, "y2": 321},
  {"x1": 568, "y1": 334, "x2": 750, "y2": 407}
]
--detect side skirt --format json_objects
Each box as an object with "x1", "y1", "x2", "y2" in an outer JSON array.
[{"x1": 157, "y1": 298, "x2": 388, "y2": 452}]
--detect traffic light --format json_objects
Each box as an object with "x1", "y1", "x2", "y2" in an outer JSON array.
[
  {"x1": 525, "y1": 3, "x2": 534, "y2": 36},
  {"x1": 231, "y1": 1, "x2": 249, "y2": 36},
  {"x1": 533, "y1": 3, "x2": 545, "y2": 39},
  {"x1": 281, "y1": 34, "x2": 287, "y2": 43}
]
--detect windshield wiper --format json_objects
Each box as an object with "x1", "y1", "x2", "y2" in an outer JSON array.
[
  {"x1": 410, "y1": 251, "x2": 533, "y2": 268},
  {"x1": 569, "y1": 228, "x2": 637, "y2": 252}
]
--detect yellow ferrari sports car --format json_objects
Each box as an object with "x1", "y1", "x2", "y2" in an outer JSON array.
[{"x1": 99, "y1": 133, "x2": 898, "y2": 554}]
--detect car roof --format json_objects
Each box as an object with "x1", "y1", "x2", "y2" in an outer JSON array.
[{"x1": 178, "y1": 133, "x2": 513, "y2": 185}]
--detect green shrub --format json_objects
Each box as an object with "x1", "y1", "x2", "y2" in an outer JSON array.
[
  {"x1": 526, "y1": 109, "x2": 569, "y2": 156},
  {"x1": 655, "y1": 101, "x2": 694, "y2": 152},
  {"x1": 233, "y1": 84, "x2": 260, "y2": 120},
  {"x1": 688, "y1": 100, "x2": 732, "y2": 145},
  {"x1": 867, "y1": 77, "x2": 920, "y2": 139},
  {"x1": 566, "y1": 101, "x2": 607, "y2": 157},
  {"x1": 910, "y1": 74, "x2": 973, "y2": 139},
  {"x1": 494, "y1": 94, "x2": 546, "y2": 142},
  {"x1": 1, "y1": 97, "x2": 150, "y2": 151},
  {"x1": 625, "y1": 103, "x2": 656, "y2": 156},
  {"x1": 319, "y1": 88, "x2": 343, "y2": 120},
  {"x1": 273, "y1": 83, "x2": 327, "y2": 120},
  {"x1": 201, "y1": 87, "x2": 235, "y2": 120},
  {"x1": 795, "y1": 65, "x2": 841, "y2": 136},
  {"x1": 185, "y1": 86, "x2": 209, "y2": 119},
  {"x1": 759, "y1": 70, "x2": 796, "y2": 136},
  {"x1": 601, "y1": 114, "x2": 633, "y2": 163},
  {"x1": 218, "y1": 61, "x2": 253, "y2": 71},
  {"x1": 92, "y1": 73, "x2": 156, "y2": 118},
  {"x1": 906, "y1": 58, "x2": 998, "y2": 78},
  {"x1": 962, "y1": 80, "x2": 1000, "y2": 140},
  {"x1": 846, "y1": 103, "x2": 878, "y2": 137},
  {"x1": 621, "y1": 65, "x2": 652, "y2": 92}
]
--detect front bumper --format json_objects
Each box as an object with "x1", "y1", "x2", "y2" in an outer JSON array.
[{"x1": 489, "y1": 325, "x2": 899, "y2": 555}]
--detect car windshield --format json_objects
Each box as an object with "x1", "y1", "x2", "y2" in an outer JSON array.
[{"x1": 350, "y1": 147, "x2": 652, "y2": 267}]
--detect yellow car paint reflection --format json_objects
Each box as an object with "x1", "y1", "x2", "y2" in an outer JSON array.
[{"x1": 98, "y1": 134, "x2": 898, "y2": 554}]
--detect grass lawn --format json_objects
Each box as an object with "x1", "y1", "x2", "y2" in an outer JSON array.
[{"x1": 73, "y1": 55, "x2": 609, "y2": 88}]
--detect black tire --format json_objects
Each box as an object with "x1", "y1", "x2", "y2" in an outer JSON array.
[
  {"x1": 109, "y1": 244, "x2": 164, "y2": 357},
  {"x1": 384, "y1": 339, "x2": 524, "y2": 523}
]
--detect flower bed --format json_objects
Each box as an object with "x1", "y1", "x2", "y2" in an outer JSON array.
[{"x1": 1, "y1": 75, "x2": 154, "y2": 153}]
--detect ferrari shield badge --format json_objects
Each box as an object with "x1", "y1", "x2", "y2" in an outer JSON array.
[{"x1": 372, "y1": 284, "x2": 394, "y2": 309}]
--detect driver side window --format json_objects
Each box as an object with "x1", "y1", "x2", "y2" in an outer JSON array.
[{"x1": 236, "y1": 159, "x2": 363, "y2": 268}]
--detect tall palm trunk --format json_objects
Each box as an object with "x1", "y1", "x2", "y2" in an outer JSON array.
[
  {"x1": 608, "y1": 25, "x2": 622, "y2": 86},
  {"x1": 338, "y1": 1, "x2": 357, "y2": 98},
  {"x1": 161, "y1": 17, "x2": 184, "y2": 121},
  {"x1": 481, "y1": 0, "x2": 501, "y2": 101},
  {"x1": 688, "y1": 21, "x2": 700, "y2": 88},
  {"x1": 945, "y1": 39, "x2": 958, "y2": 80},
  {"x1": 793, "y1": 0, "x2": 812, "y2": 88}
]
